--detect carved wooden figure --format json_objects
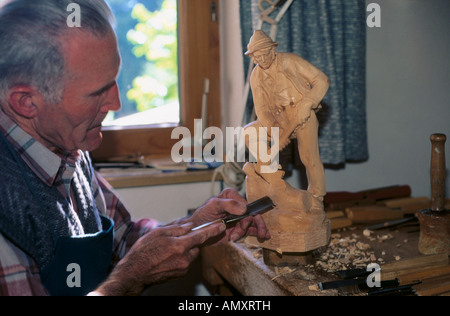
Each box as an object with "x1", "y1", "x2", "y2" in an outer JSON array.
[{"x1": 243, "y1": 30, "x2": 330, "y2": 254}]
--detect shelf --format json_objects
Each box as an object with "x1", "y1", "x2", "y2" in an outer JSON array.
[{"x1": 99, "y1": 168, "x2": 222, "y2": 189}]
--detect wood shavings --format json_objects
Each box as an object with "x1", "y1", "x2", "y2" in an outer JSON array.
[
  {"x1": 377, "y1": 233, "x2": 394, "y2": 242},
  {"x1": 308, "y1": 284, "x2": 319, "y2": 291},
  {"x1": 252, "y1": 248, "x2": 263, "y2": 259},
  {"x1": 314, "y1": 234, "x2": 375, "y2": 272},
  {"x1": 272, "y1": 266, "x2": 296, "y2": 281}
]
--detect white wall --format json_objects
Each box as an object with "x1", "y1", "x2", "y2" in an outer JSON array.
[{"x1": 116, "y1": 181, "x2": 223, "y2": 222}]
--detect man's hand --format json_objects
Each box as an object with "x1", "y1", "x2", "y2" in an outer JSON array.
[
  {"x1": 91, "y1": 188, "x2": 270, "y2": 296},
  {"x1": 92, "y1": 221, "x2": 226, "y2": 296},
  {"x1": 188, "y1": 188, "x2": 271, "y2": 243}
]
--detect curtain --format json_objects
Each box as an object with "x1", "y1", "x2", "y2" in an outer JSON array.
[{"x1": 239, "y1": 0, "x2": 368, "y2": 165}]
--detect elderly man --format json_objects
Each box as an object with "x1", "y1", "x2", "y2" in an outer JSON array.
[{"x1": 0, "y1": 0, "x2": 269, "y2": 296}]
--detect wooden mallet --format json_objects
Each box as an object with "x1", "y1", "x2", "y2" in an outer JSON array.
[{"x1": 417, "y1": 133, "x2": 450, "y2": 255}]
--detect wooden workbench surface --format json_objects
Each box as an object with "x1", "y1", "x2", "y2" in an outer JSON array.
[
  {"x1": 203, "y1": 239, "x2": 336, "y2": 296},
  {"x1": 201, "y1": 223, "x2": 449, "y2": 296}
]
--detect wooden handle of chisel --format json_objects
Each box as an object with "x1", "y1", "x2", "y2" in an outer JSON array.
[{"x1": 430, "y1": 134, "x2": 446, "y2": 211}]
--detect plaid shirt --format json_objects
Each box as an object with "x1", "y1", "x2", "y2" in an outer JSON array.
[{"x1": 0, "y1": 112, "x2": 159, "y2": 296}]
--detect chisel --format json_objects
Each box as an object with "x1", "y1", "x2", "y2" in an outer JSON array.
[{"x1": 191, "y1": 196, "x2": 275, "y2": 231}]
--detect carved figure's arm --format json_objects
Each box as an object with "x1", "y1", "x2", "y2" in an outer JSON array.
[{"x1": 285, "y1": 53, "x2": 330, "y2": 108}]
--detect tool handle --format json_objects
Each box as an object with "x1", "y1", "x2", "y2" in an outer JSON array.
[{"x1": 430, "y1": 134, "x2": 446, "y2": 211}]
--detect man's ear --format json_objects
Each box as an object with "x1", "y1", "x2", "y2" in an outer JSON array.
[{"x1": 6, "y1": 86, "x2": 41, "y2": 118}]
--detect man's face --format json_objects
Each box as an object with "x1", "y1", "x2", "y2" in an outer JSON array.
[
  {"x1": 251, "y1": 47, "x2": 276, "y2": 70},
  {"x1": 34, "y1": 29, "x2": 121, "y2": 154}
]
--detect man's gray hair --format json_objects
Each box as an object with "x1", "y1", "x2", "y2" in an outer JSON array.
[{"x1": 0, "y1": 0, "x2": 115, "y2": 105}]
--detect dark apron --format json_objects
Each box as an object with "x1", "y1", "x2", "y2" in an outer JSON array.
[
  {"x1": 39, "y1": 215, "x2": 114, "y2": 296},
  {"x1": 0, "y1": 130, "x2": 114, "y2": 296}
]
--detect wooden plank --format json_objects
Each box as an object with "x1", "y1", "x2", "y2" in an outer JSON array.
[
  {"x1": 396, "y1": 265, "x2": 450, "y2": 285},
  {"x1": 377, "y1": 196, "x2": 429, "y2": 209},
  {"x1": 327, "y1": 199, "x2": 376, "y2": 211},
  {"x1": 325, "y1": 210, "x2": 345, "y2": 219},
  {"x1": 101, "y1": 169, "x2": 222, "y2": 188},
  {"x1": 401, "y1": 200, "x2": 431, "y2": 213},
  {"x1": 202, "y1": 242, "x2": 291, "y2": 296},
  {"x1": 324, "y1": 191, "x2": 365, "y2": 204},
  {"x1": 330, "y1": 217, "x2": 352, "y2": 230},
  {"x1": 365, "y1": 185, "x2": 411, "y2": 200},
  {"x1": 324, "y1": 185, "x2": 412, "y2": 204},
  {"x1": 400, "y1": 198, "x2": 450, "y2": 213},
  {"x1": 201, "y1": 242, "x2": 336, "y2": 296},
  {"x1": 414, "y1": 274, "x2": 450, "y2": 296},
  {"x1": 345, "y1": 205, "x2": 404, "y2": 224},
  {"x1": 381, "y1": 254, "x2": 449, "y2": 280}
]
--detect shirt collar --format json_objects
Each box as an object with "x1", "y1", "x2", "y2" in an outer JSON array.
[{"x1": 0, "y1": 111, "x2": 80, "y2": 187}]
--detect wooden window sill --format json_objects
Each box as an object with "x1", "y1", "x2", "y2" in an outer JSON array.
[{"x1": 99, "y1": 168, "x2": 222, "y2": 189}]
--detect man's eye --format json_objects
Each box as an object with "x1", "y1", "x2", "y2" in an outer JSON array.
[
  {"x1": 92, "y1": 88, "x2": 108, "y2": 98},
  {"x1": 90, "y1": 81, "x2": 116, "y2": 98},
  {"x1": 95, "y1": 89, "x2": 107, "y2": 97}
]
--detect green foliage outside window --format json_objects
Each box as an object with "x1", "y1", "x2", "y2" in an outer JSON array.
[
  {"x1": 126, "y1": 0, "x2": 178, "y2": 112},
  {"x1": 105, "y1": 0, "x2": 178, "y2": 122}
]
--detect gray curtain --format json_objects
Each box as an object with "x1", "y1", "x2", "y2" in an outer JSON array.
[{"x1": 240, "y1": 0, "x2": 368, "y2": 165}]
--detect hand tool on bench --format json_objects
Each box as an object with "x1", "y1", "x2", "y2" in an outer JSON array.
[
  {"x1": 417, "y1": 134, "x2": 450, "y2": 255},
  {"x1": 366, "y1": 216, "x2": 418, "y2": 231},
  {"x1": 318, "y1": 278, "x2": 400, "y2": 291},
  {"x1": 317, "y1": 275, "x2": 423, "y2": 296},
  {"x1": 192, "y1": 196, "x2": 275, "y2": 231},
  {"x1": 366, "y1": 281, "x2": 422, "y2": 296}
]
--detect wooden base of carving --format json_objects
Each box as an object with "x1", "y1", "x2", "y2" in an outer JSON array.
[
  {"x1": 244, "y1": 163, "x2": 330, "y2": 254},
  {"x1": 262, "y1": 248, "x2": 315, "y2": 267},
  {"x1": 245, "y1": 210, "x2": 330, "y2": 253}
]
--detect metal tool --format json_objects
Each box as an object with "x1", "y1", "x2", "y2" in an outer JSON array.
[
  {"x1": 337, "y1": 268, "x2": 371, "y2": 280},
  {"x1": 191, "y1": 196, "x2": 275, "y2": 231},
  {"x1": 366, "y1": 216, "x2": 418, "y2": 231},
  {"x1": 318, "y1": 277, "x2": 400, "y2": 291},
  {"x1": 366, "y1": 281, "x2": 422, "y2": 296}
]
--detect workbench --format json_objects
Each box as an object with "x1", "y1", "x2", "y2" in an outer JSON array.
[{"x1": 201, "y1": 223, "x2": 450, "y2": 296}]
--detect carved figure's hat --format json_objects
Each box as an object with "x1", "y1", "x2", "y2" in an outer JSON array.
[{"x1": 245, "y1": 30, "x2": 278, "y2": 55}]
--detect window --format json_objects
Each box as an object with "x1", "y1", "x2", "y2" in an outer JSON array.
[
  {"x1": 91, "y1": 0, "x2": 221, "y2": 161},
  {"x1": 104, "y1": 0, "x2": 180, "y2": 127}
]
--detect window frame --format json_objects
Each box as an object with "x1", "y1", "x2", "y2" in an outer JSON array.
[{"x1": 91, "y1": 0, "x2": 221, "y2": 161}]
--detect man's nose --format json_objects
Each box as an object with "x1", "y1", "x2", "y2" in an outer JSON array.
[{"x1": 101, "y1": 83, "x2": 122, "y2": 113}]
